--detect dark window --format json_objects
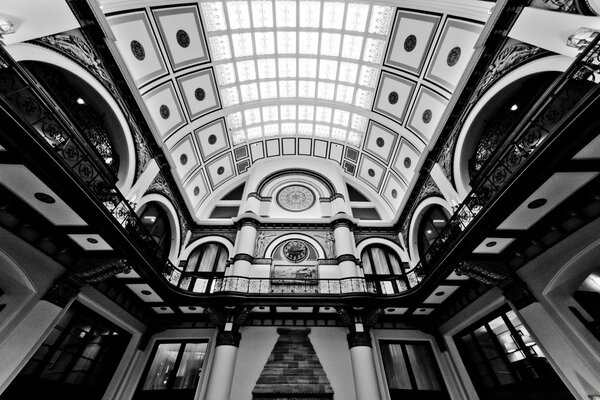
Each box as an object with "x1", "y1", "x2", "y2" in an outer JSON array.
[
  {"x1": 221, "y1": 183, "x2": 245, "y2": 200},
  {"x1": 351, "y1": 207, "x2": 381, "y2": 220},
  {"x1": 0, "y1": 302, "x2": 131, "y2": 400},
  {"x1": 135, "y1": 340, "x2": 208, "y2": 400},
  {"x1": 417, "y1": 205, "x2": 450, "y2": 262},
  {"x1": 380, "y1": 341, "x2": 449, "y2": 400},
  {"x1": 361, "y1": 245, "x2": 410, "y2": 294},
  {"x1": 455, "y1": 305, "x2": 575, "y2": 399},
  {"x1": 209, "y1": 206, "x2": 240, "y2": 218},
  {"x1": 178, "y1": 243, "x2": 228, "y2": 293},
  {"x1": 347, "y1": 184, "x2": 369, "y2": 201},
  {"x1": 139, "y1": 203, "x2": 172, "y2": 257}
]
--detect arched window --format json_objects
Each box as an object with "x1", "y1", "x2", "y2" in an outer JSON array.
[
  {"x1": 139, "y1": 203, "x2": 172, "y2": 257},
  {"x1": 361, "y1": 245, "x2": 408, "y2": 294},
  {"x1": 186, "y1": 243, "x2": 228, "y2": 273},
  {"x1": 418, "y1": 206, "x2": 451, "y2": 261}
]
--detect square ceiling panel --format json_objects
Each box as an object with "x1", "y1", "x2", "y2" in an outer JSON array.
[
  {"x1": 473, "y1": 237, "x2": 516, "y2": 254},
  {"x1": 152, "y1": 5, "x2": 210, "y2": 71},
  {"x1": 392, "y1": 139, "x2": 420, "y2": 185},
  {"x1": 425, "y1": 18, "x2": 483, "y2": 92},
  {"x1": 194, "y1": 118, "x2": 230, "y2": 162},
  {"x1": 382, "y1": 172, "x2": 406, "y2": 211},
  {"x1": 142, "y1": 82, "x2": 186, "y2": 139},
  {"x1": 68, "y1": 234, "x2": 113, "y2": 251},
  {"x1": 176, "y1": 68, "x2": 221, "y2": 120},
  {"x1": 384, "y1": 10, "x2": 441, "y2": 75},
  {"x1": 205, "y1": 152, "x2": 236, "y2": 189},
  {"x1": 406, "y1": 86, "x2": 449, "y2": 143},
  {"x1": 107, "y1": 11, "x2": 167, "y2": 87},
  {"x1": 358, "y1": 154, "x2": 385, "y2": 191},
  {"x1": 373, "y1": 71, "x2": 416, "y2": 125},
  {"x1": 170, "y1": 134, "x2": 199, "y2": 181},
  {"x1": 363, "y1": 121, "x2": 399, "y2": 164},
  {"x1": 184, "y1": 168, "x2": 210, "y2": 210}
]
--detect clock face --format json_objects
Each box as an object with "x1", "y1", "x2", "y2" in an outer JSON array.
[{"x1": 282, "y1": 240, "x2": 309, "y2": 263}]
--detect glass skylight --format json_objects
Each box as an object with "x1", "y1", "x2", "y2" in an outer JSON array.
[{"x1": 200, "y1": 1, "x2": 394, "y2": 147}]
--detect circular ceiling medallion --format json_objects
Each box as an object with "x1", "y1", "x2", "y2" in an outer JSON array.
[
  {"x1": 486, "y1": 241, "x2": 497, "y2": 248},
  {"x1": 130, "y1": 40, "x2": 145, "y2": 60},
  {"x1": 159, "y1": 105, "x2": 170, "y2": 119},
  {"x1": 188, "y1": 306, "x2": 197, "y2": 311},
  {"x1": 403, "y1": 157, "x2": 412, "y2": 169},
  {"x1": 217, "y1": 166, "x2": 225, "y2": 175},
  {"x1": 176, "y1": 29, "x2": 190, "y2": 48},
  {"x1": 422, "y1": 109, "x2": 432, "y2": 124},
  {"x1": 527, "y1": 198, "x2": 547, "y2": 209},
  {"x1": 447, "y1": 46, "x2": 462, "y2": 67},
  {"x1": 141, "y1": 290, "x2": 152, "y2": 295},
  {"x1": 435, "y1": 291, "x2": 445, "y2": 296},
  {"x1": 277, "y1": 185, "x2": 316, "y2": 212},
  {"x1": 34, "y1": 192, "x2": 56, "y2": 204},
  {"x1": 387, "y1": 308, "x2": 396, "y2": 312},
  {"x1": 376, "y1": 137, "x2": 385, "y2": 147},
  {"x1": 388, "y1": 91, "x2": 399, "y2": 104},
  {"x1": 193, "y1": 186, "x2": 200, "y2": 196},
  {"x1": 195, "y1": 88, "x2": 206, "y2": 101},
  {"x1": 180, "y1": 154, "x2": 188, "y2": 165},
  {"x1": 160, "y1": 306, "x2": 168, "y2": 311},
  {"x1": 391, "y1": 189, "x2": 398, "y2": 199},
  {"x1": 208, "y1": 134, "x2": 217, "y2": 145},
  {"x1": 283, "y1": 240, "x2": 309, "y2": 263},
  {"x1": 368, "y1": 168, "x2": 375, "y2": 177},
  {"x1": 87, "y1": 238, "x2": 99, "y2": 244},
  {"x1": 404, "y1": 34, "x2": 417, "y2": 52}
]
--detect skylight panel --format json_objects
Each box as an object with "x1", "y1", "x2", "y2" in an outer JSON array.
[
  {"x1": 247, "y1": 126, "x2": 263, "y2": 140},
  {"x1": 281, "y1": 122, "x2": 296, "y2": 135},
  {"x1": 262, "y1": 105, "x2": 279, "y2": 122},
  {"x1": 231, "y1": 129, "x2": 246, "y2": 145},
  {"x1": 342, "y1": 35, "x2": 363, "y2": 60},
  {"x1": 260, "y1": 81, "x2": 278, "y2": 99},
  {"x1": 251, "y1": 0, "x2": 274, "y2": 28},
  {"x1": 257, "y1": 58, "x2": 277, "y2": 79},
  {"x1": 351, "y1": 113, "x2": 367, "y2": 132},
  {"x1": 227, "y1": 1, "x2": 251, "y2": 29},
  {"x1": 319, "y1": 59, "x2": 338, "y2": 81},
  {"x1": 320, "y1": 33, "x2": 341, "y2": 57},
  {"x1": 315, "y1": 106, "x2": 332, "y2": 123},
  {"x1": 336, "y1": 84, "x2": 354, "y2": 104},
  {"x1": 298, "y1": 80, "x2": 316, "y2": 98},
  {"x1": 298, "y1": 58, "x2": 317, "y2": 78},
  {"x1": 345, "y1": 3, "x2": 369, "y2": 32},
  {"x1": 299, "y1": 1, "x2": 321, "y2": 28},
  {"x1": 215, "y1": 63, "x2": 237, "y2": 85},
  {"x1": 221, "y1": 87, "x2": 240, "y2": 106},
  {"x1": 226, "y1": 112, "x2": 244, "y2": 129},
  {"x1": 298, "y1": 105, "x2": 314, "y2": 120},
  {"x1": 279, "y1": 80, "x2": 296, "y2": 97},
  {"x1": 348, "y1": 131, "x2": 362, "y2": 146},
  {"x1": 240, "y1": 83, "x2": 259, "y2": 102},
  {"x1": 280, "y1": 104, "x2": 296, "y2": 120},
  {"x1": 315, "y1": 124, "x2": 330, "y2": 138},
  {"x1": 358, "y1": 65, "x2": 378, "y2": 88},
  {"x1": 276, "y1": 31, "x2": 297, "y2": 54},
  {"x1": 275, "y1": 0, "x2": 296, "y2": 27},
  {"x1": 244, "y1": 107, "x2": 262, "y2": 125},
  {"x1": 209, "y1": 36, "x2": 232, "y2": 60},
  {"x1": 231, "y1": 33, "x2": 254, "y2": 57},
  {"x1": 331, "y1": 127, "x2": 347, "y2": 141},
  {"x1": 298, "y1": 123, "x2": 313, "y2": 136},
  {"x1": 298, "y1": 32, "x2": 319, "y2": 55},
  {"x1": 317, "y1": 82, "x2": 335, "y2": 101},
  {"x1": 237, "y1": 60, "x2": 257, "y2": 81},
  {"x1": 338, "y1": 62, "x2": 358, "y2": 84},
  {"x1": 333, "y1": 109, "x2": 350, "y2": 126},
  {"x1": 254, "y1": 32, "x2": 275, "y2": 55},
  {"x1": 278, "y1": 58, "x2": 297, "y2": 78},
  {"x1": 322, "y1": 2, "x2": 345, "y2": 30},
  {"x1": 354, "y1": 88, "x2": 373, "y2": 109},
  {"x1": 368, "y1": 6, "x2": 393, "y2": 35},
  {"x1": 201, "y1": 2, "x2": 228, "y2": 32},
  {"x1": 363, "y1": 38, "x2": 385, "y2": 64},
  {"x1": 264, "y1": 123, "x2": 279, "y2": 136}
]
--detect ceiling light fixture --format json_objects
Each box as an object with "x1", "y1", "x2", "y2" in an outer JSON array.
[
  {"x1": 510, "y1": 104, "x2": 518, "y2": 111},
  {"x1": 76, "y1": 97, "x2": 85, "y2": 105}
]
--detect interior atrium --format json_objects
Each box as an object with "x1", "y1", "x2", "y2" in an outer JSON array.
[{"x1": 2, "y1": 0, "x2": 600, "y2": 399}]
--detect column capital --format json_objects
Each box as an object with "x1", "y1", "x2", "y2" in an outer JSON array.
[
  {"x1": 501, "y1": 279, "x2": 537, "y2": 310},
  {"x1": 347, "y1": 331, "x2": 372, "y2": 348},
  {"x1": 43, "y1": 276, "x2": 81, "y2": 308},
  {"x1": 236, "y1": 215, "x2": 260, "y2": 229},
  {"x1": 232, "y1": 253, "x2": 254, "y2": 263},
  {"x1": 331, "y1": 216, "x2": 356, "y2": 230},
  {"x1": 216, "y1": 331, "x2": 242, "y2": 347},
  {"x1": 336, "y1": 254, "x2": 360, "y2": 264}
]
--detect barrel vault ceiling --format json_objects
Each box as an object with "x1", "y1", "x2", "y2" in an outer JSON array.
[{"x1": 99, "y1": 0, "x2": 493, "y2": 223}]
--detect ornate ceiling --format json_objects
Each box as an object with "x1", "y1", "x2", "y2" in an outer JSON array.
[{"x1": 100, "y1": 0, "x2": 493, "y2": 223}]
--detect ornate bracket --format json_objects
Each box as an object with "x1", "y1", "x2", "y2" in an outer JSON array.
[
  {"x1": 72, "y1": 257, "x2": 132, "y2": 283},
  {"x1": 455, "y1": 259, "x2": 513, "y2": 286},
  {"x1": 43, "y1": 276, "x2": 81, "y2": 308}
]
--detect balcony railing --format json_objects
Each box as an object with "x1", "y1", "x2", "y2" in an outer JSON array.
[{"x1": 415, "y1": 35, "x2": 600, "y2": 276}]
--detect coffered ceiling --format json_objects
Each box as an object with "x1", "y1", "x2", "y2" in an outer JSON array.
[{"x1": 100, "y1": 0, "x2": 493, "y2": 223}]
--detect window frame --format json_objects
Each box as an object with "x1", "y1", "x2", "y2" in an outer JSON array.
[
  {"x1": 360, "y1": 245, "x2": 410, "y2": 294},
  {"x1": 417, "y1": 205, "x2": 451, "y2": 262},
  {"x1": 180, "y1": 242, "x2": 229, "y2": 293}
]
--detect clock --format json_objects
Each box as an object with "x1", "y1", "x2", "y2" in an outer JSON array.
[{"x1": 282, "y1": 240, "x2": 309, "y2": 263}]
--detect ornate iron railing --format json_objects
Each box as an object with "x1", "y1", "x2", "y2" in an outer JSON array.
[{"x1": 415, "y1": 35, "x2": 600, "y2": 275}]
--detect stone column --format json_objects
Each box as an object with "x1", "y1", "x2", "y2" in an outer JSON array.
[
  {"x1": 348, "y1": 331, "x2": 382, "y2": 400},
  {"x1": 203, "y1": 331, "x2": 242, "y2": 400},
  {"x1": 230, "y1": 217, "x2": 259, "y2": 278},
  {"x1": 332, "y1": 218, "x2": 359, "y2": 278}
]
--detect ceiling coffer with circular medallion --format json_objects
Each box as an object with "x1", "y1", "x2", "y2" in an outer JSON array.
[{"x1": 277, "y1": 185, "x2": 316, "y2": 212}]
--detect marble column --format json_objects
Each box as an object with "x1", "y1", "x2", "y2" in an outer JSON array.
[
  {"x1": 230, "y1": 218, "x2": 259, "y2": 282},
  {"x1": 203, "y1": 331, "x2": 242, "y2": 400},
  {"x1": 347, "y1": 331, "x2": 382, "y2": 400},
  {"x1": 332, "y1": 218, "x2": 358, "y2": 278}
]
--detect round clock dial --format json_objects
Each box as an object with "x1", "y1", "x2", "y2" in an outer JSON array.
[{"x1": 282, "y1": 240, "x2": 309, "y2": 263}]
